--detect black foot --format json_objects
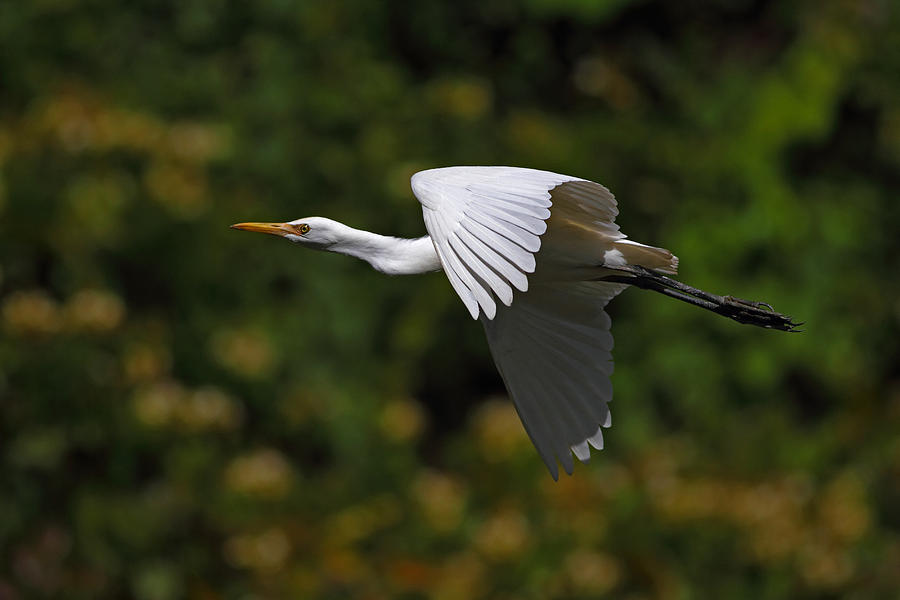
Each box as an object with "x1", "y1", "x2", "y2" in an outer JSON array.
[{"x1": 720, "y1": 296, "x2": 800, "y2": 332}]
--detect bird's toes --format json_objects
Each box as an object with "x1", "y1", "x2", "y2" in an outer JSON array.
[{"x1": 724, "y1": 295, "x2": 775, "y2": 311}]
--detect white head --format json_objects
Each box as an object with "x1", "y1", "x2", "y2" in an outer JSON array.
[{"x1": 231, "y1": 216, "x2": 347, "y2": 249}]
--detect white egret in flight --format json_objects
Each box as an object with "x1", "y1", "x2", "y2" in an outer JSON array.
[{"x1": 233, "y1": 166, "x2": 797, "y2": 479}]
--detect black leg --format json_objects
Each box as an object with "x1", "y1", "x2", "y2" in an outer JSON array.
[{"x1": 598, "y1": 265, "x2": 801, "y2": 332}]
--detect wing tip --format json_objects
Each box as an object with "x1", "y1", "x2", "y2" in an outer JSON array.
[
  {"x1": 588, "y1": 427, "x2": 605, "y2": 451},
  {"x1": 467, "y1": 303, "x2": 480, "y2": 319},
  {"x1": 543, "y1": 457, "x2": 560, "y2": 481},
  {"x1": 571, "y1": 439, "x2": 590, "y2": 462},
  {"x1": 560, "y1": 452, "x2": 574, "y2": 476},
  {"x1": 481, "y1": 299, "x2": 496, "y2": 320}
]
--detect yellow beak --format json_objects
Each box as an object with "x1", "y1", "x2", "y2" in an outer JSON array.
[{"x1": 230, "y1": 222, "x2": 293, "y2": 237}]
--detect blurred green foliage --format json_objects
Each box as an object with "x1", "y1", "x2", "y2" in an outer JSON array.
[{"x1": 2, "y1": 0, "x2": 899, "y2": 598}]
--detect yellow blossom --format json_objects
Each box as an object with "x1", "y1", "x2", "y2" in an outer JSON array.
[
  {"x1": 64, "y1": 289, "x2": 125, "y2": 333},
  {"x1": 210, "y1": 327, "x2": 275, "y2": 378},
  {"x1": 177, "y1": 387, "x2": 243, "y2": 431},
  {"x1": 133, "y1": 380, "x2": 243, "y2": 432},
  {"x1": 799, "y1": 538, "x2": 855, "y2": 590},
  {"x1": 28, "y1": 89, "x2": 227, "y2": 163},
  {"x1": 144, "y1": 160, "x2": 209, "y2": 219},
  {"x1": 474, "y1": 507, "x2": 531, "y2": 561},
  {"x1": 431, "y1": 553, "x2": 486, "y2": 600},
  {"x1": 326, "y1": 495, "x2": 402, "y2": 547},
  {"x1": 378, "y1": 398, "x2": 427, "y2": 443},
  {"x1": 60, "y1": 172, "x2": 133, "y2": 246},
  {"x1": 2, "y1": 290, "x2": 62, "y2": 336},
  {"x1": 123, "y1": 343, "x2": 172, "y2": 383},
  {"x1": 133, "y1": 380, "x2": 183, "y2": 427},
  {"x1": 223, "y1": 528, "x2": 291, "y2": 572},
  {"x1": 564, "y1": 550, "x2": 621, "y2": 594},
  {"x1": 470, "y1": 400, "x2": 530, "y2": 462},
  {"x1": 427, "y1": 77, "x2": 492, "y2": 120},
  {"x1": 413, "y1": 470, "x2": 466, "y2": 533},
  {"x1": 224, "y1": 449, "x2": 293, "y2": 499},
  {"x1": 166, "y1": 123, "x2": 231, "y2": 163},
  {"x1": 320, "y1": 549, "x2": 370, "y2": 586},
  {"x1": 818, "y1": 472, "x2": 870, "y2": 543}
]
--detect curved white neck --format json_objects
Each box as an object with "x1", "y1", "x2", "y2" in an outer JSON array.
[{"x1": 328, "y1": 226, "x2": 441, "y2": 275}]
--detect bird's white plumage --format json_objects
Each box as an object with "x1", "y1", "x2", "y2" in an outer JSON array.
[
  {"x1": 483, "y1": 282, "x2": 625, "y2": 479},
  {"x1": 413, "y1": 166, "x2": 583, "y2": 319},
  {"x1": 412, "y1": 166, "x2": 630, "y2": 476}
]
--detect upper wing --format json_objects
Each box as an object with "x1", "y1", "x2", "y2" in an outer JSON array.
[
  {"x1": 411, "y1": 166, "x2": 617, "y2": 319},
  {"x1": 482, "y1": 281, "x2": 627, "y2": 479}
]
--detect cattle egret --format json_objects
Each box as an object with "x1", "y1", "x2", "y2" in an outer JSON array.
[{"x1": 233, "y1": 166, "x2": 798, "y2": 479}]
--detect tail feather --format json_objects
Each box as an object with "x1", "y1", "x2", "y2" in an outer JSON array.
[{"x1": 614, "y1": 239, "x2": 679, "y2": 274}]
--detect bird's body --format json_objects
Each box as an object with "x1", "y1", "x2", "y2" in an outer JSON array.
[{"x1": 233, "y1": 166, "x2": 797, "y2": 479}]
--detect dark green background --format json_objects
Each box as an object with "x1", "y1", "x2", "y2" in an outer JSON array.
[{"x1": 2, "y1": 0, "x2": 899, "y2": 598}]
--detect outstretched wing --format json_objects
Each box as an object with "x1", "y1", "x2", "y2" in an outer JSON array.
[
  {"x1": 411, "y1": 166, "x2": 618, "y2": 319},
  {"x1": 482, "y1": 281, "x2": 626, "y2": 479}
]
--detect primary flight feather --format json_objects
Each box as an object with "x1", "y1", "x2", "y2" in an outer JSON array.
[{"x1": 233, "y1": 166, "x2": 798, "y2": 479}]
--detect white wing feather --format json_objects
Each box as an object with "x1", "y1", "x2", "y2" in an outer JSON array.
[
  {"x1": 412, "y1": 166, "x2": 581, "y2": 319},
  {"x1": 482, "y1": 282, "x2": 626, "y2": 479}
]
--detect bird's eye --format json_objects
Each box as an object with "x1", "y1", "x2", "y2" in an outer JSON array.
[{"x1": 297, "y1": 224, "x2": 310, "y2": 234}]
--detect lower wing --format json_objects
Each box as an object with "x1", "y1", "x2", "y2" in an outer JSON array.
[{"x1": 481, "y1": 281, "x2": 627, "y2": 479}]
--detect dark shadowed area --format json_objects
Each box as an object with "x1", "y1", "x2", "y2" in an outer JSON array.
[{"x1": 1, "y1": 0, "x2": 899, "y2": 598}]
